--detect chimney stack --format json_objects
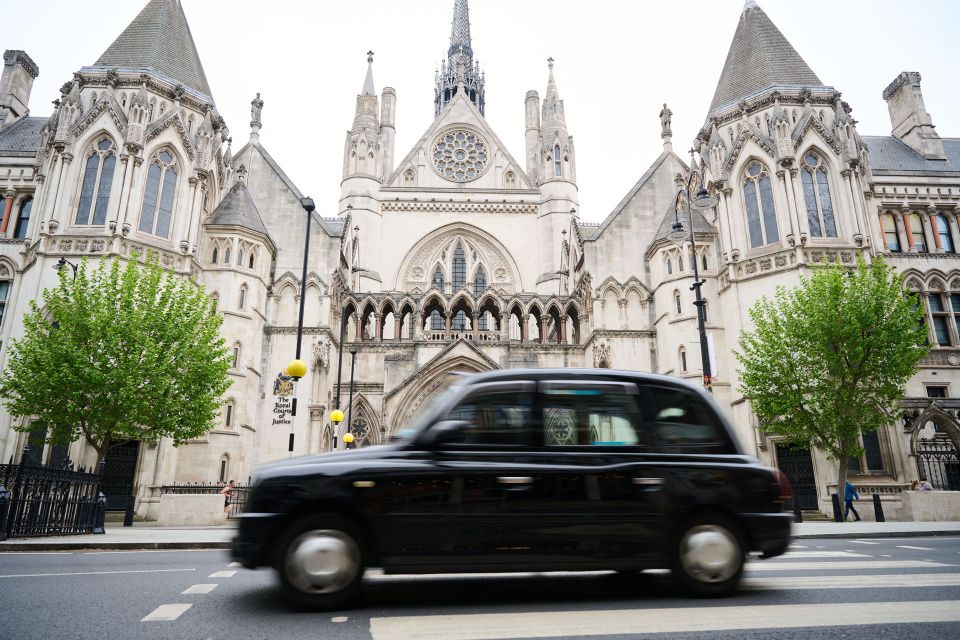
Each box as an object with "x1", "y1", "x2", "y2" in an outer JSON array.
[
  {"x1": 0, "y1": 50, "x2": 39, "y2": 126},
  {"x1": 882, "y1": 71, "x2": 945, "y2": 160}
]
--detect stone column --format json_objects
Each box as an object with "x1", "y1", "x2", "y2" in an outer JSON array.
[
  {"x1": 789, "y1": 168, "x2": 811, "y2": 242},
  {"x1": 776, "y1": 170, "x2": 798, "y2": 241},
  {"x1": 521, "y1": 314, "x2": 529, "y2": 342},
  {"x1": 540, "y1": 315, "x2": 549, "y2": 344},
  {"x1": 374, "y1": 313, "x2": 383, "y2": 340},
  {"x1": 922, "y1": 207, "x2": 938, "y2": 252},
  {"x1": 0, "y1": 189, "x2": 14, "y2": 235},
  {"x1": 927, "y1": 205, "x2": 944, "y2": 252},
  {"x1": 394, "y1": 316, "x2": 402, "y2": 341},
  {"x1": 111, "y1": 153, "x2": 133, "y2": 235},
  {"x1": 413, "y1": 310, "x2": 423, "y2": 340},
  {"x1": 471, "y1": 312, "x2": 479, "y2": 340},
  {"x1": 50, "y1": 153, "x2": 73, "y2": 229},
  {"x1": 499, "y1": 311, "x2": 509, "y2": 341},
  {"x1": 950, "y1": 207, "x2": 960, "y2": 252},
  {"x1": 444, "y1": 311, "x2": 452, "y2": 339},
  {"x1": 897, "y1": 206, "x2": 911, "y2": 252},
  {"x1": 618, "y1": 299, "x2": 627, "y2": 330},
  {"x1": 839, "y1": 169, "x2": 862, "y2": 242},
  {"x1": 559, "y1": 314, "x2": 568, "y2": 344}
]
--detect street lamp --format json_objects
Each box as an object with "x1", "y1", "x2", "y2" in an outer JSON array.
[
  {"x1": 53, "y1": 257, "x2": 78, "y2": 280},
  {"x1": 286, "y1": 196, "x2": 315, "y2": 457},
  {"x1": 343, "y1": 343, "x2": 358, "y2": 450},
  {"x1": 332, "y1": 265, "x2": 374, "y2": 417},
  {"x1": 669, "y1": 151, "x2": 719, "y2": 392}
]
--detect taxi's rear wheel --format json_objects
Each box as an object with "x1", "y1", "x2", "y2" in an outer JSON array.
[
  {"x1": 671, "y1": 514, "x2": 744, "y2": 597},
  {"x1": 275, "y1": 513, "x2": 366, "y2": 610}
]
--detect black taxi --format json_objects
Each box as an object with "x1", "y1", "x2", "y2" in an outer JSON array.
[{"x1": 233, "y1": 369, "x2": 792, "y2": 609}]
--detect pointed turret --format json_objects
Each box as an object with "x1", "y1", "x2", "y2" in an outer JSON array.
[
  {"x1": 539, "y1": 58, "x2": 575, "y2": 184},
  {"x1": 434, "y1": 0, "x2": 485, "y2": 116},
  {"x1": 344, "y1": 52, "x2": 381, "y2": 180},
  {"x1": 708, "y1": 1, "x2": 825, "y2": 117},
  {"x1": 206, "y1": 165, "x2": 269, "y2": 238},
  {"x1": 95, "y1": 0, "x2": 212, "y2": 99},
  {"x1": 362, "y1": 51, "x2": 376, "y2": 96}
]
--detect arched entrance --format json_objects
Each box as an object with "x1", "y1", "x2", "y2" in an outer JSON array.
[
  {"x1": 909, "y1": 404, "x2": 960, "y2": 491},
  {"x1": 775, "y1": 442, "x2": 818, "y2": 510}
]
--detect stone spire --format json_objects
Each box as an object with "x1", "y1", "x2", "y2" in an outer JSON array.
[
  {"x1": 541, "y1": 58, "x2": 567, "y2": 137},
  {"x1": 95, "y1": 0, "x2": 212, "y2": 99},
  {"x1": 435, "y1": 0, "x2": 485, "y2": 116},
  {"x1": 362, "y1": 51, "x2": 376, "y2": 96},
  {"x1": 708, "y1": 1, "x2": 824, "y2": 116},
  {"x1": 539, "y1": 58, "x2": 575, "y2": 184}
]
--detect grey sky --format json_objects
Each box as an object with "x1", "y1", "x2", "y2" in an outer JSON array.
[{"x1": 6, "y1": 1, "x2": 960, "y2": 222}]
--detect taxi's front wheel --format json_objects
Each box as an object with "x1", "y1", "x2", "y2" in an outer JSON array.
[{"x1": 275, "y1": 512, "x2": 366, "y2": 610}]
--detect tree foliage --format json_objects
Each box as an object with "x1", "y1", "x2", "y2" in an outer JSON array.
[
  {"x1": 0, "y1": 255, "x2": 231, "y2": 462},
  {"x1": 736, "y1": 255, "x2": 929, "y2": 496}
]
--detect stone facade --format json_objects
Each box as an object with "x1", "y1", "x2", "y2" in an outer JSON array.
[{"x1": 0, "y1": 0, "x2": 958, "y2": 518}]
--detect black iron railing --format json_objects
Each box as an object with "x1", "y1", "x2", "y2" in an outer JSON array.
[
  {"x1": 159, "y1": 483, "x2": 249, "y2": 519},
  {"x1": 916, "y1": 437, "x2": 960, "y2": 491},
  {"x1": 0, "y1": 461, "x2": 105, "y2": 539}
]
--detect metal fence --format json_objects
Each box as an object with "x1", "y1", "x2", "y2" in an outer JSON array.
[
  {"x1": 159, "y1": 483, "x2": 249, "y2": 519},
  {"x1": 0, "y1": 461, "x2": 105, "y2": 539},
  {"x1": 916, "y1": 437, "x2": 960, "y2": 491}
]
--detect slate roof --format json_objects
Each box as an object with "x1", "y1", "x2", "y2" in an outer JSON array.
[
  {"x1": 95, "y1": 0, "x2": 212, "y2": 99},
  {"x1": 709, "y1": 2, "x2": 826, "y2": 116},
  {"x1": 863, "y1": 136, "x2": 960, "y2": 176},
  {"x1": 577, "y1": 223, "x2": 600, "y2": 241},
  {"x1": 206, "y1": 182, "x2": 269, "y2": 238},
  {"x1": 652, "y1": 205, "x2": 715, "y2": 245},
  {"x1": 0, "y1": 117, "x2": 46, "y2": 157}
]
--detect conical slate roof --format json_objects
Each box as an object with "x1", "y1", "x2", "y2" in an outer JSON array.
[
  {"x1": 95, "y1": 0, "x2": 212, "y2": 99},
  {"x1": 708, "y1": 2, "x2": 823, "y2": 115},
  {"x1": 206, "y1": 181, "x2": 269, "y2": 237},
  {"x1": 653, "y1": 205, "x2": 715, "y2": 245}
]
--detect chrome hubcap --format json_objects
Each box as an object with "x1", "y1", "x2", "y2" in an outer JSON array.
[
  {"x1": 284, "y1": 529, "x2": 360, "y2": 594},
  {"x1": 679, "y1": 524, "x2": 741, "y2": 583}
]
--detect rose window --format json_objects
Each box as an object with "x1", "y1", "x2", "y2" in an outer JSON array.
[{"x1": 433, "y1": 130, "x2": 488, "y2": 182}]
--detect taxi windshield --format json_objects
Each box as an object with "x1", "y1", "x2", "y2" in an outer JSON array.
[{"x1": 395, "y1": 387, "x2": 458, "y2": 440}]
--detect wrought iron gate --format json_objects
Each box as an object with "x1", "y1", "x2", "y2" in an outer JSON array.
[
  {"x1": 916, "y1": 437, "x2": 960, "y2": 491},
  {"x1": 100, "y1": 441, "x2": 139, "y2": 516},
  {"x1": 776, "y1": 443, "x2": 819, "y2": 510}
]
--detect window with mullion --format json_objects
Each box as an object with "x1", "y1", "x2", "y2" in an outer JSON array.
[
  {"x1": 882, "y1": 213, "x2": 901, "y2": 252},
  {"x1": 743, "y1": 162, "x2": 779, "y2": 247},
  {"x1": 0, "y1": 279, "x2": 9, "y2": 329},
  {"x1": 138, "y1": 151, "x2": 177, "y2": 238},
  {"x1": 936, "y1": 214, "x2": 954, "y2": 252},
  {"x1": 452, "y1": 243, "x2": 466, "y2": 290},
  {"x1": 13, "y1": 197, "x2": 32, "y2": 239},
  {"x1": 75, "y1": 139, "x2": 116, "y2": 226},
  {"x1": 800, "y1": 154, "x2": 837, "y2": 238},
  {"x1": 928, "y1": 293, "x2": 951, "y2": 345}
]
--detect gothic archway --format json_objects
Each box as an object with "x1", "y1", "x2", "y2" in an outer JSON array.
[{"x1": 907, "y1": 403, "x2": 960, "y2": 490}]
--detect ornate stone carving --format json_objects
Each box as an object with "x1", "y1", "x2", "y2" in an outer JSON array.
[
  {"x1": 312, "y1": 336, "x2": 331, "y2": 370},
  {"x1": 592, "y1": 341, "x2": 612, "y2": 368},
  {"x1": 432, "y1": 129, "x2": 489, "y2": 183}
]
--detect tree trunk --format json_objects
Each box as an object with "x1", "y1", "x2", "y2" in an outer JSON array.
[{"x1": 836, "y1": 455, "x2": 849, "y2": 522}]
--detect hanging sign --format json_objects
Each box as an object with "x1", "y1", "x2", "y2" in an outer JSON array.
[{"x1": 272, "y1": 372, "x2": 294, "y2": 426}]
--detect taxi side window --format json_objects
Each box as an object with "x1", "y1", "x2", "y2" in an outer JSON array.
[
  {"x1": 540, "y1": 385, "x2": 644, "y2": 447},
  {"x1": 446, "y1": 389, "x2": 534, "y2": 446},
  {"x1": 641, "y1": 386, "x2": 734, "y2": 454}
]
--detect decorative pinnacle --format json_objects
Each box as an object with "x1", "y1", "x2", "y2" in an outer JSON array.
[
  {"x1": 547, "y1": 57, "x2": 555, "y2": 70},
  {"x1": 367, "y1": 50, "x2": 374, "y2": 64}
]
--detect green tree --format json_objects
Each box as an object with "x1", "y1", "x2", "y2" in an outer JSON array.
[
  {"x1": 0, "y1": 254, "x2": 231, "y2": 463},
  {"x1": 736, "y1": 255, "x2": 929, "y2": 503}
]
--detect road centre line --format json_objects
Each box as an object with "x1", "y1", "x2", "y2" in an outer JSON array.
[
  {"x1": 897, "y1": 545, "x2": 935, "y2": 551},
  {"x1": 0, "y1": 551, "x2": 72, "y2": 555},
  {"x1": 181, "y1": 584, "x2": 218, "y2": 595},
  {"x1": 368, "y1": 600, "x2": 960, "y2": 640},
  {"x1": 744, "y1": 572, "x2": 960, "y2": 590},
  {"x1": 141, "y1": 604, "x2": 192, "y2": 622},
  {"x1": 746, "y1": 560, "x2": 951, "y2": 571},
  {"x1": 83, "y1": 549, "x2": 211, "y2": 555},
  {"x1": 782, "y1": 551, "x2": 870, "y2": 558},
  {"x1": 0, "y1": 568, "x2": 196, "y2": 579},
  {"x1": 209, "y1": 570, "x2": 236, "y2": 578},
  {"x1": 849, "y1": 540, "x2": 880, "y2": 545}
]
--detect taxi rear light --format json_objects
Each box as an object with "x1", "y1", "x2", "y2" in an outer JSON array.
[{"x1": 772, "y1": 469, "x2": 793, "y2": 501}]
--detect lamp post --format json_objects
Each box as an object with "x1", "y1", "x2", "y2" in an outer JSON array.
[
  {"x1": 53, "y1": 257, "x2": 78, "y2": 281},
  {"x1": 668, "y1": 153, "x2": 719, "y2": 391},
  {"x1": 285, "y1": 196, "x2": 315, "y2": 457},
  {"x1": 329, "y1": 409, "x2": 344, "y2": 451},
  {"x1": 344, "y1": 343, "x2": 358, "y2": 448},
  {"x1": 333, "y1": 266, "x2": 373, "y2": 415}
]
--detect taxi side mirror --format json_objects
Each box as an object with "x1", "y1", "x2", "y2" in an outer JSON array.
[{"x1": 419, "y1": 420, "x2": 471, "y2": 448}]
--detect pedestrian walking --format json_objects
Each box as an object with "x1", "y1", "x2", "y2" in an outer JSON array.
[
  {"x1": 221, "y1": 480, "x2": 237, "y2": 514},
  {"x1": 917, "y1": 475, "x2": 934, "y2": 492},
  {"x1": 844, "y1": 480, "x2": 861, "y2": 521}
]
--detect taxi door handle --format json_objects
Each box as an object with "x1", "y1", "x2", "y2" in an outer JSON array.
[
  {"x1": 498, "y1": 476, "x2": 534, "y2": 485},
  {"x1": 633, "y1": 477, "x2": 665, "y2": 488}
]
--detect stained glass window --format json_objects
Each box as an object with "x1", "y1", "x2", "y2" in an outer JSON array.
[
  {"x1": 743, "y1": 162, "x2": 779, "y2": 247},
  {"x1": 139, "y1": 150, "x2": 177, "y2": 237},
  {"x1": 75, "y1": 138, "x2": 116, "y2": 225}
]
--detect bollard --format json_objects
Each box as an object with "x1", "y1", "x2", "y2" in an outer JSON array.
[
  {"x1": 792, "y1": 497, "x2": 803, "y2": 523},
  {"x1": 873, "y1": 493, "x2": 885, "y2": 522},
  {"x1": 92, "y1": 492, "x2": 107, "y2": 534},
  {"x1": 831, "y1": 493, "x2": 843, "y2": 522},
  {"x1": 0, "y1": 485, "x2": 9, "y2": 541}
]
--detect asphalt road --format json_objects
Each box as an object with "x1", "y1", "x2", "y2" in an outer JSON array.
[{"x1": 1, "y1": 536, "x2": 959, "y2": 640}]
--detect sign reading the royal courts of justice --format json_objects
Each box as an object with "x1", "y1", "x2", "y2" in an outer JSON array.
[{"x1": 272, "y1": 372, "x2": 294, "y2": 426}]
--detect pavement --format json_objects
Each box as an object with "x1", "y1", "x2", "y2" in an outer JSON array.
[{"x1": 2, "y1": 519, "x2": 960, "y2": 551}]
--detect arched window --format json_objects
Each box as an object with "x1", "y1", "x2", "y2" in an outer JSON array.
[
  {"x1": 138, "y1": 150, "x2": 177, "y2": 237},
  {"x1": 224, "y1": 247, "x2": 231, "y2": 264},
  {"x1": 674, "y1": 290, "x2": 682, "y2": 315},
  {"x1": 702, "y1": 252, "x2": 708, "y2": 271},
  {"x1": 232, "y1": 342, "x2": 241, "y2": 369},
  {"x1": 452, "y1": 242, "x2": 466, "y2": 290},
  {"x1": 225, "y1": 401, "x2": 234, "y2": 429},
  {"x1": 474, "y1": 265, "x2": 486, "y2": 295},
  {"x1": 881, "y1": 213, "x2": 900, "y2": 252},
  {"x1": 800, "y1": 153, "x2": 837, "y2": 238},
  {"x1": 667, "y1": 259, "x2": 673, "y2": 275},
  {"x1": 504, "y1": 171, "x2": 516, "y2": 189},
  {"x1": 13, "y1": 196, "x2": 32, "y2": 240},
  {"x1": 218, "y1": 454, "x2": 230, "y2": 482},
  {"x1": 678, "y1": 253, "x2": 684, "y2": 271},
  {"x1": 432, "y1": 265, "x2": 444, "y2": 290},
  {"x1": 210, "y1": 292, "x2": 219, "y2": 312},
  {"x1": 679, "y1": 347, "x2": 688, "y2": 372},
  {"x1": 554, "y1": 144, "x2": 561, "y2": 177},
  {"x1": 0, "y1": 271, "x2": 10, "y2": 329},
  {"x1": 701, "y1": 300, "x2": 709, "y2": 323},
  {"x1": 906, "y1": 213, "x2": 927, "y2": 252},
  {"x1": 211, "y1": 246, "x2": 219, "y2": 264},
  {"x1": 403, "y1": 169, "x2": 415, "y2": 186},
  {"x1": 742, "y1": 161, "x2": 779, "y2": 248},
  {"x1": 927, "y1": 293, "x2": 951, "y2": 346},
  {"x1": 237, "y1": 250, "x2": 244, "y2": 266},
  {"x1": 248, "y1": 254, "x2": 255, "y2": 269},
  {"x1": 936, "y1": 214, "x2": 954, "y2": 253},
  {"x1": 238, "y1": 285, "x2": 247, "y2": 310},
  {"x1": 75, "y1": 138, "x2": 116, "y2": 226},
  {"x1": 430, "y1": 310, "x2": 443, "y2": 331}
]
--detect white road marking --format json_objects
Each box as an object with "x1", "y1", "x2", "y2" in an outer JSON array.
[
  {"x1": 369, "y1": 601, "x2": 960, "y2": 640},
  {"x1": 881, "y1": 554, "x2": 892, "y2": 557},
  {"x1": 181, "y1": 584, "x2": 218, "y2": 595},
  {"x1": 788, "y1": 544, "x2": 807, "y2": 549},
  {"x1": 332, "y1": 616, "x2": 349, "y2": 623},
  {"x1": 228, "y1": 562, "x2": 240, "y2": 567},
  {"x1": 744, "y1": 573, "x2": 960, "y2": 590},
  {"x1": 141, "y1": 603, "x2": 192, "y2": 622},
  {"x1": 849, "y1": 540, "x2": 880, "y2": 545},
  {"x1": 747, "y1": 560, "x2": 950, "y2": 571},
  {"x1": 897, "y1": 545, "x2": 935, "y2": 551},
  {"x1": 0, "y1": 552, "x2": 72, "y2": 555},
  {"x1": 0, "y1": 568, "x2": 195, "y2": 579},
  {"x1": 84, "y1": 549, "x2": 210, "y2": 555},
  {"x1": 782, "y1": 551, "x2": 870, "y2": 558},
  {"x1": 208, "y1": 570, "x2": 236, "y2": 578}
]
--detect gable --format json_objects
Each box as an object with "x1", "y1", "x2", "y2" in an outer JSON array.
[{"x1": 385, "y1": 92, "x2": 532, "y2": 191}]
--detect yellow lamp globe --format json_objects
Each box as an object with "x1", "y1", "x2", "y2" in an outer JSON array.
[
  {"x1": 286, "y1": 359, "x2": 308, "y2": 379},
  {"x1": 342, "y1": 433, "x2": 355, "y2": 444},
  {"x1": 330, "y1": 409, "x2": 345, "y2": 424}
]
